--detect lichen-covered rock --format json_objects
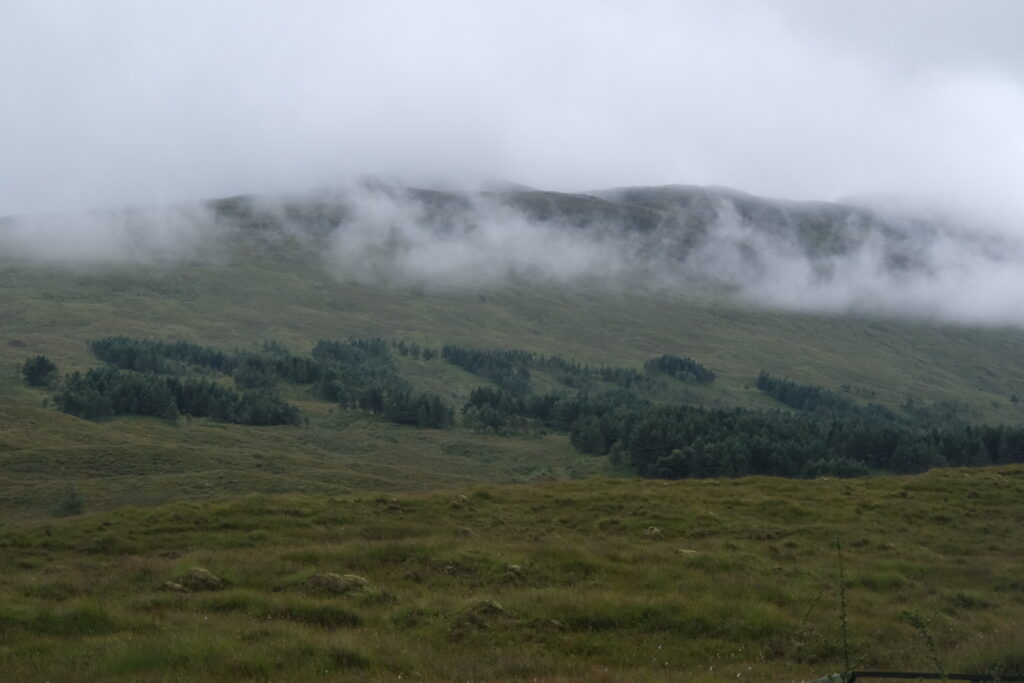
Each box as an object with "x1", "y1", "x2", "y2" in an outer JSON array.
[
  {"x1": 159, "y1": 581, "x2": 188, "y2": 593},
  {"x1": 178, "y1": 567, "x2": 223, "y2": 591},
  {"x1": 468, "y1": 599, "x2": 504, "y2": 617},
  {"x1": 307, "y1": 572, "x2": 370, "y2": 595},
  {"x1": 448, "y1": 599, "x2": 508, "y2": 640}
]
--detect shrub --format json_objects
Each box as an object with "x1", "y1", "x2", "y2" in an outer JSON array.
[{"x1": 53, "y1": 487, "x2": 84, "y2": 517}]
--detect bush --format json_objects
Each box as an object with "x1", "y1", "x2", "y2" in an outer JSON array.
[{"x1": 53, "y1": 487, "x2": 84, "y2": 517}]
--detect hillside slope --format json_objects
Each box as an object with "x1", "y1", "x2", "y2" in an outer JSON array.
[{"x1": 3, "y1": 184, "x2": 1024, "y2": 518}]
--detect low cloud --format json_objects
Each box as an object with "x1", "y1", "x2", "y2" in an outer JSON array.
[
  {"x1": 0, "y1": 204, "x2": 221, "y2": 264},
  {"x1": 683, "y1": 204, "x2": 1024, "y2": 326},
  {"x1": 319, "y1": 185, "x2": 1024, "y2": 329},
  {"x1": 322, "y1": 186, "x2": 637, "y2": 288},
  {"x1": 3, "y1": 1, "x2": 1024, "y2": 230},
  {"x1": 4, "y1": 182, "x2": 1024, "y2": 330}
]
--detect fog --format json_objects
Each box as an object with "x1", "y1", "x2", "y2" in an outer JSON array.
[
  {"x1": 3, "y1": 1, "x2": 1024, "y2": 326},
  {"x1": 0, "y1": 205, "x2": 221, "y2": 264},
  {"x1": 4, "y1": 178, "x2": 1024, "y2": 328},
  {"x1": 315, "y1": 185, "x2": 1024, "y2": 328},
  {"x1": 4, "y1": 1, "x2": 1024, "y2": 223},
  {"x1": 683, "y1": 203, "x2": 1024, "y2": 326},
  {"x1": 322, "y1": 186, "x2": 637, "y2": 288}
]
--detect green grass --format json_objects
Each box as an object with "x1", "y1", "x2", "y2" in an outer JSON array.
[
  {"x1": 4, "y1": 258, "x2": 1024, "y2": 420},
  {"x1": 4, "y1": 223, "x2": 1024, "y2": 680},
  {"x1": 1, "y1": 467, "x2": 1023, "y2": 681},
  {"x1": 0, "y1": 396, "x2": 609, "y2": 519},
  {"x1": 3, "y1": 253, "x2": 1024, "y2": 519}
]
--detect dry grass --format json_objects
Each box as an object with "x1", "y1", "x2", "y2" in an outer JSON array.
[{"x1": 2, "y1": 467, "x2": 1023, "y2": 681}]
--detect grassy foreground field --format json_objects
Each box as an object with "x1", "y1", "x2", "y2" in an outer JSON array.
[{"x1": 2, "y1": 466, "x2": 1022, "y2": 682}]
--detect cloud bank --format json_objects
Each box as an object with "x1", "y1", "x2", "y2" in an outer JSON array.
[
  {"x1": 3, "y1": 181, "x2": 1024, "y2": 329},
  {"x1": 3, "y1": 0, "x2": 1024, "y2": 231},
  {"x1": 3, "y1": 1, "x2": 1024, "y2": 328},
  {"x1": 315, "y1": 185, "x2": 1024, "y2": 329},
  {"x1": 0, "y1": 205, "x2": 221, "y2": 264}
]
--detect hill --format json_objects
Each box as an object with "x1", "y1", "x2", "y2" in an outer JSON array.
[
  {"x1": 3, "y1": 183, "x2": 1024, "y2": 519},
  {"x1": 3, "y1": 184, "x2": 1024, "y2": 680}
]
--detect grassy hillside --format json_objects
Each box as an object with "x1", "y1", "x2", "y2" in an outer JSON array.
[
  {"x1": 3, "y1": 249, "x2": 1024, "y2": 518},
  {"x1": 0, "y1": 396, "x2": 615, "y2": 520},
  {"x1": 1, "y1": 467, "x2": 1022, "y2": 682},
  {"x1": 5, "y1": 256, "x2": 1024, "y2": 418},
  {"x1": 4, "y1": 192, "x2": 1024, "y2": 680}
]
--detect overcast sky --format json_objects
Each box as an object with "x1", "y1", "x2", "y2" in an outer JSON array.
[{"x1": 2, "y1": 0, "x2": 1023, "y2": 224}]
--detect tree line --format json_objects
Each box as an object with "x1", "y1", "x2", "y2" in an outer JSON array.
[
  {"x1": 441, "y1": 345, "x2": 533, "y2": 396},
  {"x1": 441, "y1": 345, "x2": 715, "y2": 395},
  {"x1": 37, "y1": 336, "x2": 454, "y2": 429},
  {"x1": 55, "y1": 365, "x2": 301, "y2": 425},
  {"x1": 30, "y1": 339, "x2": 1024, "y2": 480},
  {"x1": 458, "y1": 374, "x2": 1024, "y2": 478},
  {"x1": 310, "y1": 339, "x2": 452, "y2": 428}
]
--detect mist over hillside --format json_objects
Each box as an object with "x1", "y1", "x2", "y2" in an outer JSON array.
[{"x1": 3, "y1": 182, "x2": 1023, "y2": 329}]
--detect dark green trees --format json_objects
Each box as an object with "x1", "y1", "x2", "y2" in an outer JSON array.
[
  {"x1": 382, "y1": 391, "x2": 454, "y2": 429},
  {"x1": 57, "y1": 336, "x2": 456, "y2": 431},
  {"x1": 755, "y1": 371, "x2": 856, "y2": 413},
  {"x1": 441, "y1": 345, "x2": 532, "y2": 396},
  {"x1": 22, "y1": 355, "x2": 58, "y2": 386},
  {"x1": 570, "y1": 415, "x2": 607, "y2": 455},
  {"x1": 54, "y1": 367, "x2": 301, "y2": 426},
  {"x1": 644, "y1": 355, "x2": 716, "y2": 384}
]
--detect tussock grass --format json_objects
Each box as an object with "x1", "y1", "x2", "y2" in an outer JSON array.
[{"x1": 1, "y1": 467, "x2": 1023, "y2": 680}]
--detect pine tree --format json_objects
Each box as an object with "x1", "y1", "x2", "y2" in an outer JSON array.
[{"x1": 22, "y1": 355, "x2": 58, "y2": 386}]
